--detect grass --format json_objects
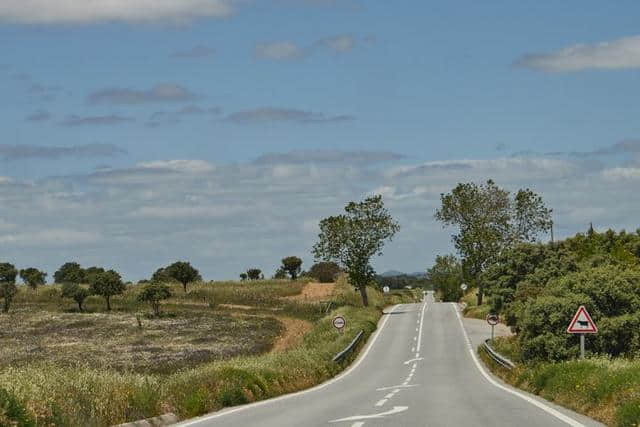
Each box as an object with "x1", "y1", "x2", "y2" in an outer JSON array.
[
  {"x1": 480, "y1": 336, "x2": 640, "y2": 426},
  {"x1": 0, "y1": 276, "x2": 420, "y2": 426},
  {"x1": 461, "y1": 288, "x2": 492, "y2": 320}
]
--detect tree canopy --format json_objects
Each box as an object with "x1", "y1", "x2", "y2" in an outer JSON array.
[
  {"x1": 313, "y1": 195, "x2": 399, "y2": 306},
  {"x1": 0, "y1": 262, "x2": 18, "y2": 313},
  {"x1": 281, "y1": 256, "x2": 303, "y2": 280},
  {"x1": 435, "y1": 180, "x2": 552, "y2": 304},
  {"x1": 137, "y1": 282, "x2": 172, "y2": 316},
  {"x1": 89, "y1": 270, "x2": 125, "y2": 311},
  {"x1": 53, "y1": 262, "x2": 85, "y2": 284},
  {"x1": 19, "y1": 268, "x2": 47, "y2": 289},
  {"x1": 154, "y1": 262, "x2": 201, "y2": 292}
]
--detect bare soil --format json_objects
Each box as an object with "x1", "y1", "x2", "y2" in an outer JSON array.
[{"x1": 285, "y1": 282, "x2": 336, "y2": 302}]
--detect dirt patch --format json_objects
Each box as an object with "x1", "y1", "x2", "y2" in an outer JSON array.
[
  {"x1": 285, "y1": 282, "x2": 336, "y2": 302},
  {"x1": 270, "y1": 316, "x2": 313, "y2": 353},
  {"x1": 219, "y1": 304, "x2": 254, "y2": 310}
]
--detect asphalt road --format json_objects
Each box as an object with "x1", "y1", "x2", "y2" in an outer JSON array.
[{"x1": 175, "y1": 292, "x2": 602, "y2": 427}]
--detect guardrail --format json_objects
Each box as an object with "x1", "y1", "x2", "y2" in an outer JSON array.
[
  {"x1": 333, "y1": 330, "x2": 365, "y2": 362},
  {"x1": 482, "y1": 339, "x2": 516, "y2": 370}
]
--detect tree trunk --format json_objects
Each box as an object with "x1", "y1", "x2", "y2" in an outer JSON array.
[
  {"x1": 359, "y1": 285, "x2": 369, "y2": 307},
  {"x1": 2, "y1": 298, "x2": 8, "y2": 313},
  {"x1": 78, "y1": 301, "x2": 83, "y2": 312},
  {"x1": 106, "y1": 296, "x2": 111, "y2": 311},
  {"x1": 476, "y1": 282, "x2": 483, "y2": 306},
  {"x1": 153, "y1": 302, "x2": 160, "y2": 316},
  {"x1": 183, "y1": 282, "x2": 187, "y2": 293}
]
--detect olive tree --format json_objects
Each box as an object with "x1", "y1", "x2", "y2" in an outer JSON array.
[
  {"x1": 54, "y1": 262, "x2": 85, "y2": 284},
  {"x1": 137, "y1": 282, "x2": 172, "y2": 316},
  {"x1": 19, "y1": 268, "x2": 47, "y2": 290},
  {"x1": 246, "y1": 268, "x2": 262, "y2": 280},
  {"x1": 0, "y1": 262, "x2": 18, "y2": 313},
  {"x1": 313, "y1": 195, "x2": 400, "y2": 307},
  {"x1": 155, "y1": 262, "x2": 201, "y2": 292},
  {"x1": 61, "y1": 282, "x2": 92, "y2": 312},
  {"x1": 89, "y1": 270, "x2": 125, "y2": 311},
  {"x1": 309, "y1": 262, "x2": 341, "y2": 283},
  {"x1": 281, "y1": 256, "x2": 303, "y2": 280},
  {"x1": 435, "y1": 180, "x2": 552, "y2": 305}
]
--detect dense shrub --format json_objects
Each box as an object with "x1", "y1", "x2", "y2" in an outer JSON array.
[
  {"x1": 0, "y1": 387, "x2": 35, "y2": 427},
  {"x1": 308, "y1": 262, "x2": 341, "y2": 283}
]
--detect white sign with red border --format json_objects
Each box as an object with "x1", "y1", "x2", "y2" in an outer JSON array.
[
  {"x1": 333, "y1": 316, "x2": 346, "y2": 331},
  {"x1": 567, "y1": 305, "x2": 598, "y2": 334}
]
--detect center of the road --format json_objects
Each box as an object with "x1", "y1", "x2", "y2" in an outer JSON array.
[{"x1": 328, "y1": 406, "x2": 409, "y2": 423}]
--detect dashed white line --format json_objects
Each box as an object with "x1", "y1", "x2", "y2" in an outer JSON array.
[
  {"x1": 351, "y1": 423, "x2": 364, "y2": 427},
  {"x1": 375, "y1": 399, "x2": 388, "y2": 407},
  {"x1": 384, "y1": 392, "x2": 394, "y2": 399}
]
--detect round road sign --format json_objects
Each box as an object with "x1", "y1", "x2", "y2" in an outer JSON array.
[
  {"x1": 333, "y1": 316, "x2": 346, "y2": 330},
  {"x1": 486, "y1": 314, "x2": 499, "y2": 326},
  {"x1": 383, "y1": 286, "x2": 390, "y2": 293},
  {"x1": 460, "y1": 283, "x2": 468, "y2": 291}
]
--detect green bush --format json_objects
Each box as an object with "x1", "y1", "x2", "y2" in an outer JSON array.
[
  {"x1": 616, "y1": 400, "x2": 640, "y2": 427},
  {"x1": 0, "y1": 388, "x2": 35, "y2": 427}
]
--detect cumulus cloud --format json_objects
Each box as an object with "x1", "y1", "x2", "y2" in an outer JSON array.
[
  {"x1": 2, "y1": 149, "x2": 640, "y2": 281},
  {"x1": 0, "y1": 143, "x2": 126, "y2": 160},
  {"x1": 254, "y1": 150, "x2": 403, "y2": 165},
  {"x1": 515, "y1": 35, "x2": 640, "y2": 72},
  {"x1": 225, "y1": 107, "x2": 354, "y2": 124},
  {"x1": 0, "y1": 0, "x2": 232, "y2": 24},
  {"x1": 170, "y1": 45, "x2": 216, "y2": 59},
  {"x1": 256, "y1": 34, "x2": 360, "y2": 61},
  {"x1": 88, "y1": 83, "x2": 196, "y2": 105},
  {"x1": 59, "y1": 114, "x2": 134, "y2": 126}
]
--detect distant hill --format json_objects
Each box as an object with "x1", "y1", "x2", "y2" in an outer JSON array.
[{"x1": 380, "y1": 270, "x2": 426, "y2": 278}]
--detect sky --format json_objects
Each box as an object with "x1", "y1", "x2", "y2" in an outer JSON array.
[{"x1": 1, "y1": 0, "x2": 640, "y2": 281}]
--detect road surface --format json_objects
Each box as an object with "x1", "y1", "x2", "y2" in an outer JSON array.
[{"x1": 175, "y1": 292, "x2": 602, "y2": 427}]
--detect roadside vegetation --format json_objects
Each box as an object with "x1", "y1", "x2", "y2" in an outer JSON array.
[
  {"x1": 431, "y1": 179, "x2": 640, "y2": 426},
  {"x1": 0, "y1": 195, "x2": 418, "y2": 426}
]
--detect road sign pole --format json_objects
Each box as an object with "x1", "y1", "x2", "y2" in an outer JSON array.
[
  {"x1": 580, "y1": 334, "x2": 585, "y2": 359},
  {"x1": 491, "y1": 324, "x2": 495, "y2": 343}
]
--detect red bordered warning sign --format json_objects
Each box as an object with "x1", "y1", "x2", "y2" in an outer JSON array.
[{"x1": 567, "y1": 305, "x2": 598, "y2": 334}]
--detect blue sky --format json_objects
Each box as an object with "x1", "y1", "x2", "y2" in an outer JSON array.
[{"x1": 1, "y1": 0, "x2": 640, "y2": 280}]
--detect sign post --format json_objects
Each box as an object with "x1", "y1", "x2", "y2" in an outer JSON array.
[
  {"x1": 567, "y1": 306, "x2": 598, "y2": 358},
  {"x1": 333, "y1": 315, "x2": 346, "y2": 334},
  {"x1": 486, "y1": 314, "x2": 499, "y2": 343}
]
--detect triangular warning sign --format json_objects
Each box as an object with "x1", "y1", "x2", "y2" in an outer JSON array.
[{"x1": 567, "y1": 305, "x2": 598, "y2": 334}]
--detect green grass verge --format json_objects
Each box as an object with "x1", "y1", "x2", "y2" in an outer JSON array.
[
  {"x1": 460, "y1": 288, "x2": 491, "y2": 320},
  {"x1": 479, "y1": 337, "x2": 640, "y2": 426},
  {"x1": 0, "y1": 279, "x2": 418, "y2": 426}
]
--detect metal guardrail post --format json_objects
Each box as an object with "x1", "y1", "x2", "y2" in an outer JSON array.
[
  {"x1": 332, "y1": 330, "x2": 365, "y2": 362},
  {"x1": 482, "y1": 339, "x2": 516, "y2": 370}
]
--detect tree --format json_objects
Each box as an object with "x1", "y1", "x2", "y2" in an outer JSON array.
[
  {"x1": 308, "y1": 262, "x2": 341, "y2": 283},
  {"x1": 427, "y1": 255, "x2": 463, "y2": 302},
  {"x1": 54, "y1": 262, "x2": 85, "y2": 284},
  {"x1": 19, "y1": 268, "x2": 47, "y2": 290},
  {"x1": 137, "y1": 282, "x2": 172, "y2": 316},
  {"x1": 239, "y1": 273, "x2": 248, "y2": 281},
  {"x1": 246, "y1": 268, "x2": 262, "y2": 280},
  {"x1": 281, "y1": 256, "x2": 303, "y2": 280},
  {"x1": 83, "y1": 266, "x2": 105, "y2": 284},
  {"x1": 273, "y1": 267, "x2": 287, "y2": 279},
  {"x1": 160, "y1": 261, "x2": 202, "y2": 292},
  {"x1": 0, "y1": 262, "x2": 18, "y2": 313},
  {"x1": 313, "y1": 195, "x2": 400, "y2": 307},
  {"x1": 435, "y1": 180, "x2": 552, "y2": 305},
  {"x1": 89, "y1": 270, "x2": 125, "y2": 311},
  {"x1": 61, "y1": 282, "x2": 92, "y2": 312}
]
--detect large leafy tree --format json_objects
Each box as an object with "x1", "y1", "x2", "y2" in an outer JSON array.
[
  {"x1": 281, "y1": 256, "x2": 303, "y2": 280},
  {"x1": 313, "y1": 195, "x2": 400, "y2": 307},
  {"x1": 308, "y1": 262, "x2": 341, "y2": 283},
  {"x1": 89, "y1": 270, "x2": 125, "y2": 311},
  {"x1": 160, "y1": 261, "x2": 202, "y2": 292},
  {"x1": 53, "y1": 262, "x2": 85, "y2": 284},
  {"x1": 61, "y1": 282, "x2": 92, "y2": 312},
  {"x1": 19, "y1": 268, "x2": 47, "y2": 289},
  {"x1": 246, "y1": 268, "x2": 262, "y2": 280},
  {"x1": 427, "y1": 255, "x2": 463, "y2": 302},
  {"x1": 0, "y1": 262, "x2": 18, "y2": 313},
  {"x1": 137, "y1": 282, "x2": 172, "y2": 316},
  {"x1": 435, "y1": 180, "x2": 552, "y2": 305}
]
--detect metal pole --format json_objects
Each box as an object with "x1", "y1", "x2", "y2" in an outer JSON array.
[
  {"x1": 580, "y1": 334, "x2": 585, "y2": 358},
  {"x1": 491, "y1": 324, "x2": 495, "y2": 343}
]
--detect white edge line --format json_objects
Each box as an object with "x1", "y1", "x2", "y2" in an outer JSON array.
[
  {"x1": 174, "y1": 304, "x2": 401, "y2": 426},
  {"x1": 416, "y1": 299, "x2": 427, "y2": 352},
  {"x1": 451, "y1": 303, "x2": 585, "y2": 427}
]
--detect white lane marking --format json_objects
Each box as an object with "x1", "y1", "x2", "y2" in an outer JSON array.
[
  {"x1": 403, "y1": 357, "x2": 423, "y2": 365},
  {"x1": 451, "y1": 304, "x2": 585, "y2": 427},
  {"x1": 415, "y1": 352, "x2": 420, "y2": 358},
  {"x1": 413, "y1": 336, "x2": 417, "y2": 341},
  {"x1": 329, "y1": 406, "x2": 409, "y2": 422},
  {"x1": 351, "y1": 423, "x2": 364, "y2": 427},
  {"x1": 411, "y1": 347, "x2": 415, "y2": 352},
  {"x1": 393, "y1": 389, "x2": 400, "y2": 394},
  {"x1": 416, "y1": 300, "x2": 427, "y2": 353},
  {"x1": 174, "y1": 305, "x2": 402, "y2": 426},
  {"x1": 376, "y1": 384, "x2": 418, "y2": 391},
  {"x1": 384, "y1": 392, "x2": 394, "y2": 399},
  {"x1": 375, "y1": 399, "x2": 388, "y2": 407}
]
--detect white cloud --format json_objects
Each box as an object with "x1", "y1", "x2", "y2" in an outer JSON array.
[
  {"x1": 255, "y1": 42, "x2": 305, "y2": 60},
  {"x1": 1, "y1": 151, "x2": 639, "y2": 280},
  {"x1": 515, "y1": 35, "x2": 640, "y2": 72},
  {"x1": 0, "y1": 0, "x2": 232, "y2": 24}
]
